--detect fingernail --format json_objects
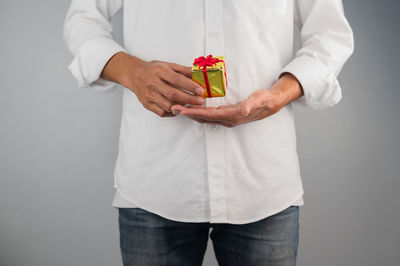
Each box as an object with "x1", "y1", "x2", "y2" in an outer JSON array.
[
  {"x1": 172, "y1": 110, "x2": 180, "y2": 115},
  {"x1": 197, "y1": 98, "x2": 204, "y2": 104},
  {"x1": 195, "y1": 87, "x2": 204, "y2": 95}
]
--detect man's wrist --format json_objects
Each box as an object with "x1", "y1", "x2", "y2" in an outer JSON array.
[
  {"x1": 101, "y1": 51, "x2": 144, "y2": 88},
  {"x1": 267, "y1": 72, "x2": 304, "y2": 109}
]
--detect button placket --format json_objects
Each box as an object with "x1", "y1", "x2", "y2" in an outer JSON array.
[
  {"x1": 204, "y1": 0, "x2": 227, "y2": 223},
  {"x1": 205, "y1": 0, "x2": 224, "y2": 57}
]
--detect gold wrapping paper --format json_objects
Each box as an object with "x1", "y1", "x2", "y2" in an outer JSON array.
[{"x1": 191, "y1": 56, "x2": 227, "y2": 98}]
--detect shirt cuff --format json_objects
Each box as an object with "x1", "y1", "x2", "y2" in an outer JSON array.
[
  {"x1": 68, "y1": 36, "x2": 126, "y2": 92},
  {"x1": 279, "y1": 56, "x2": 342, "y2": 109}
]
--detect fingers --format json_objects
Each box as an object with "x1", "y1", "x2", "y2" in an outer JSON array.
[
  {"x1": 177, "y1": 105, "x2": 210, "y2": 111},
  {"x1": 188, "y1": 116, "x2": 232, "y2": 127},
  {"x1": 131, "y1": 60, "x2": 207, "y2": 117},
  {"x1": 149, "y1": 90, "x2": 175, "y2": 113},
  {"x1": 171, "y1": 105, "x2": 224, "y2": 120},
  {"x1": 172, "y1": 104, "x2": 213, "y2": 112},
  {"x1": 157, "y1": 80, "x2": 205, "y2": 106},
  {"x1": 176, "y1": 105, "x2": 239, "y2": 121},
  {"x1": 141, "y1": 89, "x2": 175, "y2": 117},
  {"x1": 216, "y1": 104, "x2": 232, "y2": 109},
  {"x1": 164, "y1": 62, "x2": 192, "y2": 78},
  {"x1": 161, "y1": 67, "x2": 204, "y2": 96},
  {"x1": 171, "y1": 104, "x2": 238, "y2": 127},
  {"x1": 143, "y1": 101, "x2": 175, "y2": 118}
]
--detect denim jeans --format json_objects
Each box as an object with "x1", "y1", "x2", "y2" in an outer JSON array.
[{"x1": 118, "y1": 206, "x2": 299, "y2": 266}]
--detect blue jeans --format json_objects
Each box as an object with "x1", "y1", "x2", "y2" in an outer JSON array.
[{"x1": 118, "y1": 206, "x2": 299, "y2": 266}]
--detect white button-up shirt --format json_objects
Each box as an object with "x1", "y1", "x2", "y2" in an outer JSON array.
[{"x1": 64, "y1": 0, "x2": 353, "y2": 224}]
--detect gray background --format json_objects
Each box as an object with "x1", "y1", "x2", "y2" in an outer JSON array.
[{"x1": 1, "y1": 1, "x2": 399, "y2": 265}]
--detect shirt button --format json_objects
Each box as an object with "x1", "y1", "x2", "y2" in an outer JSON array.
[{"x1": 210, "y1": 124, "x2": 218, "y2": 130}]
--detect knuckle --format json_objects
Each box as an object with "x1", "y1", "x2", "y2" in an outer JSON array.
[
  {"x1": 148, "y1": 88, "x2": 158, "y2": 97},
  {"x1": 142, "y1": 102, "x2": 150, "y2": 110},
  {"x1": 141, "y1": 99, "x2": 153, "y2": 109},
  {"x1": 158, "y1": 110, "x2": 168, "y2": 117},
  {"x1": 152, "y1": 63, "x2": 167, "y2": 75},
  {"x1": 165, "y1": 103, "x2": 173, "y2": 111},
  {"x1": 144, "y1": 78, "x2": 156, "y2": 88},
  {"x1": 153, "y1": 66, "x2": 162, "y2": 75},
  {"x1": 264, "y1": 101, "x2": 277, "y2": 110},
  {"x1": 168, "y1": 90, "x2": 178, "y2": 99}
]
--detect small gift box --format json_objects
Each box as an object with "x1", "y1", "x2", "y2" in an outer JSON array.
[{"x1": 191, "y1": 55, "x2": 228, "y2": 98}]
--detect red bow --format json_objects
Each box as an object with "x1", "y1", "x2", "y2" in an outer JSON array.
[
  {"x1": 193, "y1": 54, "x2": 222, "y2": 70},
  {"x1": 193, "y1": 55, "x2": 223, "y2": 98}
]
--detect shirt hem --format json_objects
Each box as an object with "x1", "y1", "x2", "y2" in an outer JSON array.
[
  {"x1": 112, "y1": 183, "x2": 211, "y2": 223},
  {"x1": 221, "y1": 189, "x2": 305, "y2": 225},
  {"x1": 112, "y1": 182, "x2": 304, "y2": 225}
]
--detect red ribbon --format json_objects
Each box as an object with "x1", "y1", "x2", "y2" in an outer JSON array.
[{"x1": 193, "y1": 55, "x2": 223, "y2": 98}]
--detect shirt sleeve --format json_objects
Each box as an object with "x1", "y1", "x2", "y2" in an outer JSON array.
[
  {"x1": 63, "y1": 0, "x2": 126, "y2": 92},
  {"x1": 279, "y1": 0, "x2": 354, "y2": 109}
]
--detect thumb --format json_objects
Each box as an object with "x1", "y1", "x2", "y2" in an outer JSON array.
[{"x1": 240, "y1": 101, "x2": 252, "y2": 117}]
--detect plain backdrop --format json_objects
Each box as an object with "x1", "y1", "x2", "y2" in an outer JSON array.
[{"x1": 1, "y1": 1, "x2": 399, "y2": 266}]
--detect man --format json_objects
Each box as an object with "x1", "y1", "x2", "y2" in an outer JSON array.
[{"x1": 64, "y1": 0, "x2": 353, "y2": 265}]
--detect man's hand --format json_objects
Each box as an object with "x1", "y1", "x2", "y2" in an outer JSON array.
[
  {"x1": 170, "y1": 73, "x2": 304, "y2": 127},
  {"x1": 101, "y1": 51, "x2": 205, "y2": 117}
]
